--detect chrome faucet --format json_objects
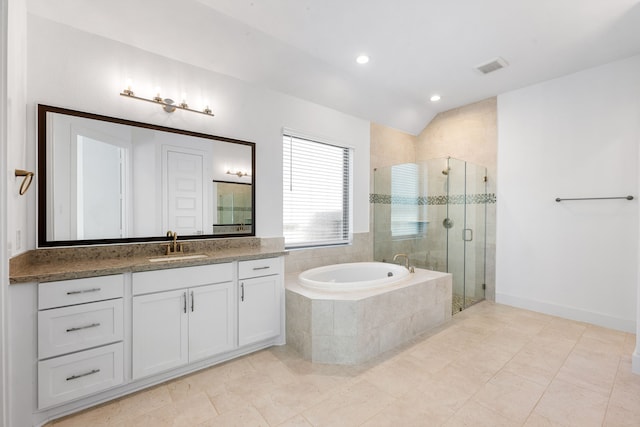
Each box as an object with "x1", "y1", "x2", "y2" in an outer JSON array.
[
  {"x1": 393, "y1": 253, "x2": 415, "y2": 273},
  {"x1": 165, "y1": 230, "x2": 183, "y2": 254}
]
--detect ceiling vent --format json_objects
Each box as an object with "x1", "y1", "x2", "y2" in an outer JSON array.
[{"x1": 474, "y1": 57, "x2": 509, "y2": 75}]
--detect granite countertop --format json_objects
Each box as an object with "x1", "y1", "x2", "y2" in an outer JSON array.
[{"x1": 10, "y1": 237, "x2": 287, "y2": 284}]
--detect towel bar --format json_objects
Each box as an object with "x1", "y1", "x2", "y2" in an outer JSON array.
[{"x1": 555, "y1": 195, "x2": 634, "y2": 202}]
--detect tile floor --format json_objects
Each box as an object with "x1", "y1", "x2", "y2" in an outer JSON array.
[{"x1": 48, "y1": 302, "x2": 640, "y2": 427}]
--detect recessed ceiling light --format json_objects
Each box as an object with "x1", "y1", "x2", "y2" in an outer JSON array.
[
  {"x1": 356, "y1": 55, "x2": 370, "y2": 64},
  {"x1": 430, "y1": 94, "x2": 441, "y2": 102}
]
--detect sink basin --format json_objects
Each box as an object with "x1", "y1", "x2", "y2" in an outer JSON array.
[{"x1": 148, "y1": 254, "x2": 208, "y2": 263}]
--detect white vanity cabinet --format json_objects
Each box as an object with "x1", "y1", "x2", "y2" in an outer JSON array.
[
  {"x1": 238, "y1": 257, "x2": 282, "y2": 346},
  {"x1": 132, "y1": 263, "x2": 235, "y2": 379},
  {"x1": 19, "y1": 255, "x2": 285, "y2": 426},
  {"x1": 37, "y1": 275, "x2": 125, "y2": 409}
]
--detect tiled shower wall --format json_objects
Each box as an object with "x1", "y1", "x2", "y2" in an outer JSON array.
[
  {"x1": 371, "y1": 97, "x2": 497, "y2": 301},
  {"x1": 417, "y1": 98, "x2": 497, "y2": 301},
  {"x1": 369, "y1": 123, "x2": 420, "y2": 278}
]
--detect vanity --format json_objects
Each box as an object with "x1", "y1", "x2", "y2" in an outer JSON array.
[
  {"x1": 7, "y1": 105, "x2": 287, "y2": 426},
  {"x1": 9, "y1": 240, "x2": 286, "y2": 426}
]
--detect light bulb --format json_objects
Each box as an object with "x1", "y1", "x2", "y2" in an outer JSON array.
[{"x1": 123, "y1": 78, "x2": 134, "y2": 95}]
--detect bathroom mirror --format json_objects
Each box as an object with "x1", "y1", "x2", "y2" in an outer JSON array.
[{"x1": 37, "y1": 104, "x2": 255, "y2": 247}]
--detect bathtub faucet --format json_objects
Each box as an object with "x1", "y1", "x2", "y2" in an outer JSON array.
[{"x1": 393, "y1": 253, "x2": 415, "y2": 273}]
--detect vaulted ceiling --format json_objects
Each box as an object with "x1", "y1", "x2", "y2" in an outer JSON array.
[{"x1": 28, "y1": 0, "x2": 640, "y2": 134}]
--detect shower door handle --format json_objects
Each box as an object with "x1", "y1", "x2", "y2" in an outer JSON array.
[{"x1": 463, "y1": 228, "x2": 473, "y2": 241}]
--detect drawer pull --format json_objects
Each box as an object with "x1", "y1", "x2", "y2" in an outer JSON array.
[
  {"x1": 252, "y1": 266, "x2": 270, "y2": 270},
  {"x1": 66, "y1": 323, "x2": 101, "y2": 332},
  {"x1": 241, "y1": 283, "x2": 245, "y2": 302},
  {"x1": 191, "y1": 291, "x2": 194, "y2": 312},
  {"x1": 66, "y1": 288, "x2": 101, "y2": 295},
  {"x1": 66, "y1": 368, "x2": 100, "y2": 381},
  {"x1": 183, "y1": 291, "x2": 187, "y2": 313}
]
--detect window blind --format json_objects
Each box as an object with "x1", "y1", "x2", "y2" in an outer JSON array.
[
  {"x1": 391, "y1": 163, "x2": 423, "y2": 237},
  {"x1": 283, "y1": 133, "x2": 352, "y2": 248}
]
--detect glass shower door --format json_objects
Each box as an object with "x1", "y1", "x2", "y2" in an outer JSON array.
[
  {"x1": 446, "y1": 158, "x2": 486, "y2": 312},
  {"x1": 463, "y1": 163, "x2": 487, "y2": 307},
  {"x1": 445, "y1": 158, "x2": 466, "y2": 311}
]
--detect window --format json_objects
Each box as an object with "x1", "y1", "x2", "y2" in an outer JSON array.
[
  {"x1": 283, "y1": 132, "x2": 352, "y2": 248},
  {"x1": 391, "y1": 163, "x2": 425, "y2": 238}
]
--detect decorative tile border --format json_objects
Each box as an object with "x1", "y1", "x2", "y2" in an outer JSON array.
[
  {"x1": 369, "y1": 193, "x2": 390, "y2": 204},
  {"x1": 217, "y1": 206, "x2": 252, "y2": 212},
  {"x1": 370, "y1": 193, "x2": 496, "y2": 205}
]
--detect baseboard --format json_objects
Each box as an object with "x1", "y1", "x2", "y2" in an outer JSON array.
[
  {"x1": 633, "y1": 351, "x2": 640, "y2": 375},
  {"x1": 496, "y1": 293, "x2": 636, "y2": 333}
]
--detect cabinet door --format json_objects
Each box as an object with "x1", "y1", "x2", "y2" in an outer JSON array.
[
  {"x1": 189, "y1": 282, "x2": 236, "y2": 362},
  {"x1": 132, "y1": 290, "x2": 188, "y2": 379},
  {"x1": 238, "y1": 275, "x2": 281, "y2": 347}
]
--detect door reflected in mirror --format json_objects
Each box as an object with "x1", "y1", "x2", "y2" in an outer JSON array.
[
  {"x1": 77, "y1": 135, "x2": 127, "y2": 240},
  {"x1": 38, "y1": 105, "x2": 255, "y2": 247}
]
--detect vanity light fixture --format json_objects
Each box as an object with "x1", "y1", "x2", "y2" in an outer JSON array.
[
  {"x1": 120, "y1": 82, "x2": 214, "y2": 117},
  {"x1": 226, "y1": 170, "x2": 251, "y2": 178}
]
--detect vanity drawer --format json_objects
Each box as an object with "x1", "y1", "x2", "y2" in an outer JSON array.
[
  {"x1": 38, "y1": 299, "x2": 124, "y2": 360},
  {"x1": 238, "y1": 257, "x2": 281, "y2": 279},
  {"x1": 39, "y1": 275, "x2": 124, "y2": 310},
  {"x1": 38, "y1": 342, "x2": 124, "y2": 409},
  {"x1": 133, "y1": 263, "x2": 233, "y2": 295}
]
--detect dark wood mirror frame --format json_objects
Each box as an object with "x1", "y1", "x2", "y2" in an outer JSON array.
[{"x1": 37, "y1": 104, "x2": 256, "y2": 247}]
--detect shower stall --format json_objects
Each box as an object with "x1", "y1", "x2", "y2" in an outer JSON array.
[{"x1": 373, "y1": 157, "x2": 488, "y2": 312}]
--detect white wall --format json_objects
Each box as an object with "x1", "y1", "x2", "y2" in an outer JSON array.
[
  {"x1": 6, "y1": 0, "x2": 27, "y2": 257},
  {"x1": 0, "y1": 0, "x2": 8, "y2": 423},
  {"x1": 5, "y1": 1, "x2": 27, "y2": 425},
  {"x1": 24, "y1": 14, "x2": 370, "y2": 246},
  {"x1": 636, "y1": 145, "x2": 640, "y2": 374},
  {"x1": 496, "y1": 55, "x2": 640, "y2": 334}
]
